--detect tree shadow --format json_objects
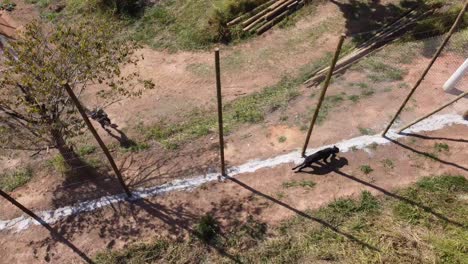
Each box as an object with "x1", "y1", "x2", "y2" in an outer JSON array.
[
  {"x1": 399, "y1": 132, "x2": 468, "y2": 143},
  {"x1": 0, "y1": 190, "x2": 94, "y2": 264},
  {"x1": 333, "y1": 169, "x2": 464, "y2": 227},
  {"x1": 295, "y1": 156, "x2": 349, "y2": 175},
  {"x1": 123, "y1": 143, "x2": 220, "y2": 189},
  {"x1": 225, "y1": 176, "x2": 380, "y2": 252},
  {"x1": 330, "y1": 0, "x2": 406, "y2": 38},
  {"x1": 384, "y1": 136, "x2": 467, "y2": 172},
  {"x1": 330, "y1": 0, "x2": 435, "y2": 41},
  {"x1": 51, "y1": 163, "x2": 124, "y2": 208}
]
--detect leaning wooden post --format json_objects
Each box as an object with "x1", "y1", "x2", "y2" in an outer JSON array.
[
  {"x1": 0, "y1": 189, "x2": 48, "y2": 226},
  {"x1": 397, "y1": 91, "x2": 467, "y2": 133},
  {"x1": 0, "y1": 189, "x2": 94, "y2": 263},
  {"x1": 215, "y1": 48, "x2": 227, "y2": 179},
  {"x1": 63, "y1": 83, "x2": 132, "y2": 198},
  {"x1": 382, "y1": 1, "x2": 468, "y2": 136},
  {"x1": 301, "y1": 34, "x2": 346, "y2": 157}
]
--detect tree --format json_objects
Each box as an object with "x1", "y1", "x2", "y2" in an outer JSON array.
[{"x1": 0, "y1": 19, "x2": 153, "y2": 169}]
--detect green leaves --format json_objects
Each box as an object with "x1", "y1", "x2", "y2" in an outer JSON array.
[{"x1": 0, "y1": 18, "x2": 154, "y2": 151}]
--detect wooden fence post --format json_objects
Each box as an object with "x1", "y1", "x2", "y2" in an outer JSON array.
[
  {"x1": 63, "y1": 83, "x2": 132, "y2": 198},
  {"x1": 215, "y1": 48, "x2": 227, "y2": 179},
  {"x1": 301, "y1": 34, "x2": 346, "y2": 157}
]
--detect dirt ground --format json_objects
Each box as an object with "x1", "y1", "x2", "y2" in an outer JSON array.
[
  {"x1": 1, "y1": 0, "x2": 467, "y2": 263},
  {"x1": 0, "y1": 124, "x2": 466, "y2": 263}
]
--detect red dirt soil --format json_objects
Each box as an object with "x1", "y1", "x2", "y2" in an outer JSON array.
[{"x1": 0, "y1": 124, "x2": 466, "y2": 263}]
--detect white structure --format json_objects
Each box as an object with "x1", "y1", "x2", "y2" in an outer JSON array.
[{"x1": 443, "y1": 59, "x2": 468, "y2": 93}]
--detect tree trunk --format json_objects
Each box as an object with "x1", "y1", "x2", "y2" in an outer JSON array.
[{"x1": 50, "y1": 128, "x2": 84, "y2": 173}]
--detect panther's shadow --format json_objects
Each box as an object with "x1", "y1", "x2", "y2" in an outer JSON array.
[{"x1": 296, "y1": 156, "x2": 349, "y2": 175}]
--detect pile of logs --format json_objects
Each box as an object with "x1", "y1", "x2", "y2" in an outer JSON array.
[
  {"x1": 227, "y1": 0, "x2": 305, "y2": 35},
  {"x1": 304, "y1": 7, "x2": 436, "y2": 85}
]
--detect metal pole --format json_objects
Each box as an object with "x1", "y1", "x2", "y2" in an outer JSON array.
[
  {"x1": 63, "y1": 83, "x2": 132, "y2": 198},
  {"x1": 215, "y1": 48, "x2": 226, "y2": 179},
  {"x1": 301, "y1": 34, "x2": 346, "y2": 157},
  {"x1": 382, "y1": 1, "x2": 468, "y2": 136},
  {"x1": 397, "y1": 91, "x2": 467, "y2": 133}
]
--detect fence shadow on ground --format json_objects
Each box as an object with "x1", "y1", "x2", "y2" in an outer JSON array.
[
  {"x1": 399, "y1": 132, "x2": 468, "y2": 143},
  {"x1": 333, "y1": 169, "x2": 464, "y2": 227},
  {"x1": 385, "y1": 136, "x2": 467, "y2": 172},
  {"x1": 226, "y1": 176, "x2": 380, "y2": 252}
]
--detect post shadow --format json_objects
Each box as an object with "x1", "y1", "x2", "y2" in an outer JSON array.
[
  {"x1": 399, "y1": 132, "x2": 468, "y2": 143},
  {"x1": 224, "y1": 176, "x2": 380, "y2": 252},
  {"x1": 332, "y1": 169, "x2": 464, "y2": 227},
  {"x1": 0, "y1": 190, "x2": 94, "y2": 264},
  {"x1": 384, "y1": 136, "x2": 467, "y2": 172}
]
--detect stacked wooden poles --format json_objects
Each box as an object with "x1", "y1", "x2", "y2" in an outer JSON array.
[
  {"x1": 304, "y1": 8, "x2": 433, "y2": 85},
  {"x1": 226, "y1": 0, "x2": 304, "y2": 35},
  {"x1": 381, "y1": 1, "x2": 468, "y2": 136},
  {"x1": 302, "y1": 34, "x2": 346, "y2": 157},
  {"x1": 214, "y1": 48, "x2": 227, "y2": 180}
]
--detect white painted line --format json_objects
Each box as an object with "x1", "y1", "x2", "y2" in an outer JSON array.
[{"x1": 1, "y1": 114, "x2": 466, "y2": 232}]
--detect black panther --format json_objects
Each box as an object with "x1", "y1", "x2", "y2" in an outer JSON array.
[{"x1": 292, "y1": 146, "x2": 340, "y2": 172}]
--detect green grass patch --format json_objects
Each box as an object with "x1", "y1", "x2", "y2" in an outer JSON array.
[
  {"x1": 360, "y1": 165, "x2": 374, "y2": 174},
  {"x1": 195, "y1": 213, "x2": 220, "y2": 243},
  {"x1": 381, "y1": 158, "x2": 395, "y2": 169},
  {"x1": 361, "y1": 89, "x2": 375, "y2": 97},
  {"x1": 123, "y1": 0, "x2": 282, "y2": 50},
  {"x1": 434, "y1": 142, "x2": 449, "y2": 153},
  {"x1": 278, "y1": 136, "x2": 287, "y2": 143},
  {"x1": 367, "y1": 142, "x2": 378, "y2": 150},
  {"x1": 145, "y1": 77, "x2": 300, "y2": 149},
  {"x1": 0, "y1": 167, "x2": 33, "y2": 192},
  {"x1": 312, "y1": 94, "x2": 345, "y2": 125},
  {"x1": 282, "y1": 180, "x2": 316, "y2": 189},
  {"x1": 77, "y1": 145, "x2": 96, "y2": 156},
  {"x1": 48, "y1": 154, "x2": 71, "y2": 174},
  {"x1": 348, "y1": 94, "x2": 360, "y2": 103},
  {"x1": 358, "y1": 127, "x2": 375, "y2": 135},
  {"x1": 354, "y1": 56, "x2": 408, "y2": 83},
  {"x1": 120, "y1": 142, "x2": 150, "y2": 153}
]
